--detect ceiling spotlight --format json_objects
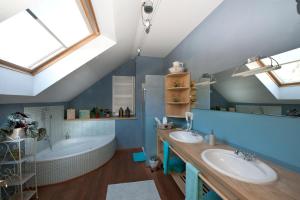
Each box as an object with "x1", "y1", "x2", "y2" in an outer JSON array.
[
  {"x1": 143, "y1": 0, "x2": 153, "y2": 14},
  {"x1": 144, "y1": 19, "x2": 151, "y2": 34},
  {"x1": 137, "y1": 48, "x2": 141, "y2": 56},
  {"x1": 141, "y1": 1, "x2": 154, "y2": 34}
]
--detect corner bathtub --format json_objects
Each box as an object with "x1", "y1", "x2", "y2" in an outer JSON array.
[{"x1": 35, "y1": 135, "x2": 116, "y2": 186}]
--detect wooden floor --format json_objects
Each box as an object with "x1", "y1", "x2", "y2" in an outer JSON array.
[{"x1": 38, "y1": 148, "x2": 184, "y2": 200}]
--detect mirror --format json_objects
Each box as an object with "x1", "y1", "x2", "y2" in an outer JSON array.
[{"x1": 194, "y1": 48, "x2": 300, "y2": 117}]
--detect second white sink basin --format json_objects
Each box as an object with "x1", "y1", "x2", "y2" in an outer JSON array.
[
  {"x1": 201, "y1": 149, "x2": 277, "y2": 184},
  {"x1": 169, "y1": 131, "x2": 203, "y2": 143}
]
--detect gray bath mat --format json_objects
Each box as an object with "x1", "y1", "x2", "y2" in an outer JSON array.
[{"x1": 106, "y1": 180, "x2": 161, "y2": 200}]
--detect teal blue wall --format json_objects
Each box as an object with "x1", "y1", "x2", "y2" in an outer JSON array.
[{"x1": 192, "y1": 109, "x2": 300, "y2": 172}]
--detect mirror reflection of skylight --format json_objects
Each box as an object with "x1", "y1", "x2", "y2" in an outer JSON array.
[
  {"x1": 260, "y1": 48, "x2": 300, "y2": 86},
  {"x1": 271, "y1": 61, "x2": 300, "y2": 84},
  {"x1": 0, "y1": 0, "x2": 93, "y2": 70}
]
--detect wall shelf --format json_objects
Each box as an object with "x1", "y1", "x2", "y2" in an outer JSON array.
[
  {"x1": 166, "y1": 72, "x2": 189, "y2": 77},
  {"x1": 65, "y1": 117, "x2": 136, "y2": 121},
  {"x1": 165, "y1": 73, "x2": 191, "y2": 118},
  {"x1": 167, "y1": 102, "x2": 190, "y2": 105},
  {"x1": 166, "y1": 115, "x2": 186, "y2": 118},
  {"x1": 167, "y1": 87, "x2": 189, "y2": 90}
]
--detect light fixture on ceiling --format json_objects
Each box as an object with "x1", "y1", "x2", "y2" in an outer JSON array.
[
  {"x1": 195, "y1": 73, "x2": 216, "y2": 86},
  {"x1": 232, "y1": 56, "x2": 281, "y2": 77},
  {"x1": 141, "y1": 0, "x2": 154, "y2": 34}
]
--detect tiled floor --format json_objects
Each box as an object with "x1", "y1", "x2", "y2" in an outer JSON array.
[{"x1": 38, "y1": 148, "x2": 184, "y2": 200}]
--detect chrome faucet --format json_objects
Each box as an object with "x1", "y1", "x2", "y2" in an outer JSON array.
[
  {"x1": 65, "y1": 131, "x2": 70, "y2": 140},
  {"x1": 45, "y1": 134, "x2": 52, "y2": 150},
  {"x1": 234, "y1": 149, "x2": 255, "y2": 161}
]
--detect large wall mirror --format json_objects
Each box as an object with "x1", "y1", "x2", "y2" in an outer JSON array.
[{"x1": 194, "y1": 48, "x2": 300, "y2": 117}]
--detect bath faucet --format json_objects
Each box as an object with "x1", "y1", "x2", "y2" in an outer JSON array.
[
  {"x1": 65, "y1": 131, "x2": 70, "y2": 140},
  {"x1": 234, "y1": 149, "x2": 255, "y2": 161},
  {"x1": 45, "y1": 134, "x2": 53, "y2": 150}
]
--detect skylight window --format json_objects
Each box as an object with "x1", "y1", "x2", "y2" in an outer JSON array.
[
  {"x1": 0, "y1": 0, "x2": 99, "y2": 75},
  {"x1": 0, "y1": 10, "x2": 64, "y2": 69}
]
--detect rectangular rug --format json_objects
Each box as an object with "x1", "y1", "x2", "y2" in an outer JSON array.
[{"x1": 106, "y1": 180, "x2": 161, "y2": 200}]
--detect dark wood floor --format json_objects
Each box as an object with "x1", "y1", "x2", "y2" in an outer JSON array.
[{"x1": 38, "y1": 148, "x2": 184, "y2": 200}]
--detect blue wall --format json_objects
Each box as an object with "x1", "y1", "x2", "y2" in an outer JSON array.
[
  {"x1": 69, "y1": 56, "x2": 166, "y2": 149},
  {"x1": 164, "y1": 0, "x2": 300, "y2": 172},
  {"x1": 69, "y1": 60, "x2": 136, "y2": 109},
  {"x1": 192, "y1": 109, "x2": 300, "y2": 172}
]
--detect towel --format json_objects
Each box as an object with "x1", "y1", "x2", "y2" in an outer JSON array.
[
  {"x1": 169, "y1": 156, "x2": 185, "y2": 173},
  {"x1": 204, "y1": 191, "x2": 222, "y2": 200},
  {"x1": 163, "y1": 141, "x2": 169, "y2": 175},
  {"x1": 185, "y1": 162, "x2": 203, "y2": 200}
]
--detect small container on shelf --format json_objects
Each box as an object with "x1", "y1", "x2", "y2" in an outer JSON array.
[
  {"x1": 67, "y1": 109, "x2": 76, "y2": 120},
  {"x1": 79, "y1": 110, "x2": 90, "y2": 119}
]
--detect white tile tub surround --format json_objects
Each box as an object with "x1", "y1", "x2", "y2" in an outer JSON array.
[
  {"x1": 24, "y1": 107, "x2": 117, "y2": 186},
  {"x1": 63, "y1": 120, "x2": 115, "y2": 138},
  {"x1": 34, "y1": 135, "x2": 116, "y2": 186},
  {"x1": 24, "y1": 106, "x2": 64, "y2": 152}
]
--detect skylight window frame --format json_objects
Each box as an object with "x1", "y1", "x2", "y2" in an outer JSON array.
[{"x1": 0, "y1": 0, "x2": 100, "y2": 75}]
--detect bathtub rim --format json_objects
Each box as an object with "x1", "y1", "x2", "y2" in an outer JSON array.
[{"x1": 35, "y1": 134, "x2": 115, "y2": 163}]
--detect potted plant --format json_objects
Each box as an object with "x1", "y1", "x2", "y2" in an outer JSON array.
[{"x1": 0, "y1": 112, "x2": 39, "y2": 141}]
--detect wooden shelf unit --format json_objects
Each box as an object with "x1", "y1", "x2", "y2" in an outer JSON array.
[{"x1": 165, "y1": 73, "x2": 191, "y2": 118}]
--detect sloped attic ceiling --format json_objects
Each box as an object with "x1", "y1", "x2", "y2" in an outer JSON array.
[{"x1": 0, "y1": 0, "x2": 223, "y2": 103}]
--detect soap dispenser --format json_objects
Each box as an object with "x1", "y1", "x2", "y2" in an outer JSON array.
[{"x1": 207, "y1": 129, "x2": 216, "y2": 146}]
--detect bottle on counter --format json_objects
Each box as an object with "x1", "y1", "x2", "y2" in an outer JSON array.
[
  {"x1": 209, "y1": 129, "x2": 216, "y2": 146},
  {"x1": 119, "y1": 107, "x2": 124, "y2": 117},
  {"x1": 125, "y1": 107, "x2": 131, "y2": 118}
]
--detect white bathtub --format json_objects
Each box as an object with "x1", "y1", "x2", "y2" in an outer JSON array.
[{"x1": 34, "y1": 135, "x2": 116, "y2": 186}]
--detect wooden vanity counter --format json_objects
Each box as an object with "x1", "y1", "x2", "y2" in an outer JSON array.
[{"x1": 157, "y1": 129, "x2": 300, "y2": 200}]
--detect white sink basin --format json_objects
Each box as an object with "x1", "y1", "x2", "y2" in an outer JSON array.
[
  {"x1": 169, "y1": 131, "x2": 203, "y2": 143},
  {"x1": 201, "y1": 149, "x2": 277, "y2": 184}
]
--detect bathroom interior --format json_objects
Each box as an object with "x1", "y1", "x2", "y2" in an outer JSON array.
[{"x1": 0, "y1": 0, "x2": 300, "y2": 200}]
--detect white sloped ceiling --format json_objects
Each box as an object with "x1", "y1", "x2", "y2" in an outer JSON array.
[{"x1": 0, "y1": 0, "x2": 223, "y2": 103}]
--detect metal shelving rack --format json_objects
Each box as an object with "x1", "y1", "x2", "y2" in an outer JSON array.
[{"x1": 0, "y1": 137, "x2": 38, "y2": 200}]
